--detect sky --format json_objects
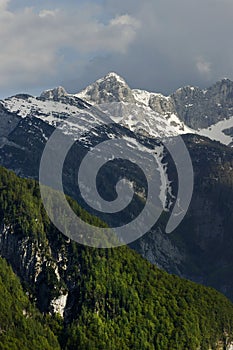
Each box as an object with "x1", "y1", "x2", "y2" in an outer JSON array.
[{"x1": 0, "y1": 0, "x2": 233, "y2": 98}]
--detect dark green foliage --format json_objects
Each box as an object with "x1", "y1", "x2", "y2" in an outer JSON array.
[
  {"x1": 62, "y1": 247, "x2": 233, "y2": 350},
  {"x1": 0, "y1": 257, "x2": 60, "y2": 350},
  {"x1": 1, "y1": 165, "x2": 233, "y2": 349}
]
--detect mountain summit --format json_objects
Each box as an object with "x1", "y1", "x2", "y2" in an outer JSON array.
[
  {"x1": 77, "y1": 72, "x2": 136, "y2": 104},
  {"x1": 1, "y1": 74, "x2": 233, "y2": 306},
  {"x1": 40, "y1": 86, "x2": 68, "y2": 100}
]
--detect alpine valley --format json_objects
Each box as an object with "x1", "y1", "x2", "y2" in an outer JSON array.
[{"x1": 1, "y1": 73, "x2": 233, "y2": 349}]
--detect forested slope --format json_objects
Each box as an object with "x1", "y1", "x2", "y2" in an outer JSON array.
[{"x1": 0, "y1": 166, "x2": 233, "y2": 349}]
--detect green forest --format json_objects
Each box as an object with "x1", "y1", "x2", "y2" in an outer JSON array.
[
  {"x1": 0, "y1": 165, "x2": 233, "y2": 349},
  {"x1": 0, "y1": 257, "x2": 60, "y2": 350}
]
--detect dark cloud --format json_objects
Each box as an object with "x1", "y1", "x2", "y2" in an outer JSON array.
[
  {"x1": 1, "y1": 0, "x2": 233, "y2": 97},
  {"x1": 65, "y1": 0, "x2": 233, "y2": 94}
]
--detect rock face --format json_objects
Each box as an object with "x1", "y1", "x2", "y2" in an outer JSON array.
[
  {"x1": 0, "y1": 103, "x2": 21, "y2": 138},
  {"x1": 148, "y1": 93, "x2": 175, "y2": 115},
  {"x1": 1, "y1": 73, "x2": 233, "y2": 302},
  {"x1": 130, "y1": 226, "x2": 186, "y2": 276},
  {"x1": 0, "y1": 223, "x2": 46, "y2": 283},
  {"x1": 40, "y1": 86, "x2": 68, "y2": 100},
  {"x1": 77, "y1": 72, "x2": 136, "y2": 104},
  {"x1": 78, "y1": 74, "x2": 233, "y2": 129},
  {"x1": 0, "y1": 221, "x2": 68, "y2": 315},
  {"x1": 171, "y1": 79, "x2": 233, "y2": 129},
  {"x1": 132, "y1": 134, "x2": 233, "y2": 300}
]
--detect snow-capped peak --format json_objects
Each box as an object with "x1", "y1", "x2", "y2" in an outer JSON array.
[
  {"x1": 76, "y1": 72, "x2": 134, "y2": 104},
  {"x1": 40, "y1": 86, "x2": 68, "y2": 100},
  {"x1": 2, "y1": 74, "x2": 233, "y2": 147},
  {"x1": 101, "y1": 72, "x2": 127, "y2": 84}
]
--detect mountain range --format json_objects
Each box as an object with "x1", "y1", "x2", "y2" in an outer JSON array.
[
  {"x1": 1, "y1": 72, "x2": 233, "y2": 348},
  {"x1": 2, "y1": 72, "x2": 233, "y2": 145}
]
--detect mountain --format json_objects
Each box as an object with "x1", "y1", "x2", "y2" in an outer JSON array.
[
  {"x1": 2, "y1": 73, "x2": 233, "y2": 145},
  {"x1": 131, "y1": 134, "x2": 233, "y2": 299},
  {"x1": 0, "y1": 73, "x2": 233, "y2": 301},
  {"x1": 77, "y1": 72, "x2": 136, "y2": 104},
  {"x1": 77, "y1": 73, "x2": 233, "y2": 145},
  {"x1": 171, "y1": 79, "x2": 233, "y2": 129},
  {"x1": 1, "y1": 166, "x2": 233, "y2": 349}
]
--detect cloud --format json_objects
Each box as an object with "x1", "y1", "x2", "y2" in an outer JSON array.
[
  {"x1": 0, "y1": 0, "x2": 9, "y2": 10},
  {"x1": 1, "y1": 0, "x2": 233, "y2": 97},
  {"x1": 0, "y1": 1, "x2": 140, "y2": 96},
  {"x1": 71, "y1": 0, "x2": 233, "y2": 94},
  {"x1": 39, "y1": 9, "x2": 58, "y2": 18},
  {"x1": 196, "y1": 57, "x2": 211, "y2": 76}
]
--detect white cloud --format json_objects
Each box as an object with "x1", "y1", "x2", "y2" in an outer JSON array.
[
  {"x1": 39, "y1": 9, "x2": 58, "y2": 18},
  {"x1": 0, "y1": 0, "x2": 9, "y2": 10},
  {"x1": 81, "y1": 0, "x2": 233, "y2": 92},
  {"x1": 1, "y1": 0, "x2": 233, "y2": 96},
  {"x1": 110, "y1": 14, "x2": 139, "y2": 27},
  {"x1": 196, "y1": 57, "x2": 211, "y2": 76},
  {"x1": 0, "y1": 2, "x2": 140, "y2": 94}
]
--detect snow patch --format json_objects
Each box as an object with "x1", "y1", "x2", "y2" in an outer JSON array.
[
  {"x1": 51, "y1": 294, "x2": 68, "y2": 317},
  {"x1": 198, "y1": 116, "x2": 233, "y2": 145}
]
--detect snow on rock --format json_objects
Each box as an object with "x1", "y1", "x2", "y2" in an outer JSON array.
[
  {"x1": 2, "y1": 96, "x2": 83, "y2": 119},
  {"x1": 99, "y1": 102, "x2": 194, "y2": 139},
  {"x1": 1, "y1": 94, "x2": 111, "y2": 139},
  {"x1": 103, "y1": 72, "x2": 128, "y2": 85},
  {"x1": 2, "y1": 73, "x2": 233, "y2": 147},
  {"x1": 132, "y1": 89, "x2": 152, "y2": 106},
  {"x1": 198, "y1": 116, "x2": 233, "y2": 146},
  {"x1": 50, "y1": 293, "x2": 68, "y2": 317},
  {"x1": 76, "y1": 72, "x2": 135, "y2": 104},
  {"x1": 40, "y1": 86, "x2": 67, "y2": 100}
]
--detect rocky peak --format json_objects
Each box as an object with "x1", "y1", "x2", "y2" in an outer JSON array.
[
  {"x1": 206, "y1": 78, "x2": 233, "y2": 104},
  {"x1": 169, "y1": 79, "x2": 233, "y2": 129},
  {"x1": 77, "y1": 72, "x2": 136, "y2": 104},
  {"x1": 40, "y1": 86, "x2": 68, "y2": 100},
  {"x1": 103, "y1": 71, "x2": 128, "y2": 84},
  {"x1": 172, "y1": 85, "x2": 203, "y2": 99},
  {"x1": 148, "y1": 94, "x2": 175, "y2": 115}
]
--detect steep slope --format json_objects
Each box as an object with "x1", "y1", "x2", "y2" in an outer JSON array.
[
  {"x1": 0, "y1": 75, "x2": 191, "y2": 144},
  {"x1": 1, "y1": 74, "x2": 233, "y2": 301},
  {"x1": 131, "y1": 134, "x2": 233, "y2": 299},
  {"x1": 2, "y1": 73, "x2": 233, "y2": 146},
  {"x1": 76, "y1": 72, "x2": 136, "y2": 104},
  {"x1": 1, "y1": 166, "x2": 233, "y2": 349},
  {"x1": 0, "y1": 256, "x2": 60, "y2": 349},
  {"x1": 171, "y1": 79, "x2": 233, "y2": 129},
  {"x1": 77, "y1": 73, "x2": 233, "y2": 145},
  {"x1": 76, "y1": 72, "x2": 193, "y2": 137}
]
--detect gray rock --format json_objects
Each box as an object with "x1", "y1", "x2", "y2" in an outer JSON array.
[
  {"x1": 79, "y1": 72, "x2": 136, "y2": 104},
  {"x1": 40, "y1": 86, "x2": 68, "y2": 100}
]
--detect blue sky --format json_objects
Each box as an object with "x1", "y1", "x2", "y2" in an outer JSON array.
[{"x1": 1, "y1": 0, "x2": 233, "y2": 98}]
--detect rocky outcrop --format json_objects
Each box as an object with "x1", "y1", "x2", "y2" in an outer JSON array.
[
  {"x1": 77, "y1": 74, "x2": 233, "y2": 131},
  {"x1": 0, "y1": 221, "x2": 69, "y2": 316},
  {"x1": 0, "y1": 223, "x2": 46, "y2": 283},
  {"x1": 132, "y1": 135, "x2": 233, "y2": 300},
  {"x1": 78, "y1": 72, "x2": 136, "y2": 104},
  {"x1": 40, "y1": 86, "x2": 68, "y2": 100},
  {"x1": 148, "y1": 93, "x2": 175, "y2": 115},
  {"x1": 171, "y1": 79, "x2": 233, "y2": 129},
  {"x1": 0, "y1": 103, "x2": 21, "y2": 138},
  {"x1": 130, "y1": 226, "x2": 185, "y2": 276}
]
